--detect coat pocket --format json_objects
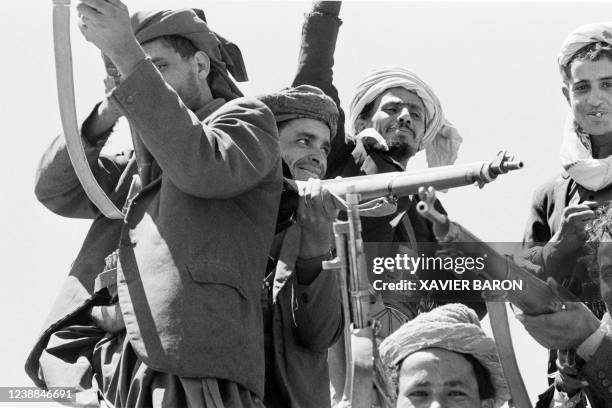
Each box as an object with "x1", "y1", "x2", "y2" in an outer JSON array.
[{"x1": 185, "y1": 262, "x2": 247, "y2": 299}]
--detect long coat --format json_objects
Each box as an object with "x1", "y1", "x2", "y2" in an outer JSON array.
[{"x1": 27, "y1": 60, "x2": 282, "y2": 398}]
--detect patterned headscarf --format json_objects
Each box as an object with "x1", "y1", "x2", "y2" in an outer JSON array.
[
  {"x1": 258, "y1": 85, "x2": 339, "y2": 138},
  {"x1": 347, "y1": 66, "x2": 462, "y2": 168},
  {"x1": 131, "y1": 8, "x2": 247, "y2": 101},
  {"x1": 558, "y1": 22, "x2": 612, "y2": 191},
  {"x1": 379, "y1": 304, "x2": 510, "y2": 408}
]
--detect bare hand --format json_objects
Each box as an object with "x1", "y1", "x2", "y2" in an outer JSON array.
[
  {"x1": 355, "y1": 128, "x2": 388, "y2": 152},
  {"x1": 552, "y1": 201, "x2": 598, "y2": 244},
  {"x1": 515, "y1": 280, "x2": 600, "y2": 350},
  {"x1": 298, "y1": 178, "x2": 338, "y2": 258},
  {"x1": 77, "y1": 0, "x2": 145, "y2": 77}
]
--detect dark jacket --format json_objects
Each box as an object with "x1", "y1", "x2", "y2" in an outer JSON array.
[
  {"x1": 28, "y1": 59, "x2": 282, "y2": 398},
  {"x1": 262, "y1": 6, "x2": 344, "y2": 408}
]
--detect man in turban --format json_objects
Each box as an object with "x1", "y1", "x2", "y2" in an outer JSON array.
[
  {"x1": 28, "y1": 2, "x2": 281, "y2": 407},
  {"x1": 379, "y1": 303, "x2": 510, "y2": 408},
  {"x1": 520, "y1": 21, "x2": 612, "y2": 400},
  {"x1": 256, "y1": 84, "x2": 343, "y2": 408},
  {"x1": 326, "y1": 66, "x2": 486, "y2": 407}
]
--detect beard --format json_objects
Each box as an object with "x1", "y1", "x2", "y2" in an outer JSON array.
[{"x1": 386, "y1": 140, "x2": 417, "y2": 163}]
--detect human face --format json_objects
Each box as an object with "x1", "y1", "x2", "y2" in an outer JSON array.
[
  {"x1": 279, "y1": 118, "x2": 331, "y2": 181},
  {"x1": 363, "y1": 87, "x2": 426, "y2": 162},
  {"x1": 565, "y1": 58, "x2": 612, "y2": 137},
  {"x1": 396, "y1": 349, "x2": 487, "y2": 408},
  {"x1": 141, "y1": 40, "x2": 210, "y2": 111},
  {"x1": 596, "y1": 237, "x2": 612, "y2": 312}
]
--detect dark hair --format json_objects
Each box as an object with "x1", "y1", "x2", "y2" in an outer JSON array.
[
  {"x1": 392, "y1": 350, "x2": 495, "y2": 401},
  {"x1": 143, "y1": 35, "x2": 199, "y2": 60},
  {"x1": 562, "y1": 42, "x2": 612, "y2": 82}
]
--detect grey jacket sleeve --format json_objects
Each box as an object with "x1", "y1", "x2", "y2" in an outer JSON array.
[
  {"x1": 110, "y1": 60, "x2": 280, "y2": 199},
  {"x1": 34, "y1": 105, "x2": 131, "y2": 219},
  {"x1": 581, "y1": 334, "x2": 612, "y2": 404},
  {"x1": 292, "y1": 256, "x2": 343, "y2": 352}
]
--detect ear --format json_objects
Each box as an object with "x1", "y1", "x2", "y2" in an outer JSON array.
[
  {"x1": 562, "y1": 85, "x2": 570, "y2": 106},
  {"x1": 354, "y1": 117, "x2": 369, "y2": 134},
  {"x1": 194, "y1": 50, "x2": 211, "y2": 80}
]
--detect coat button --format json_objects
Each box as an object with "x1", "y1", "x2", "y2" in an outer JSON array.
[
  {"x1": 126, "y1": 95, "x2": 134, "y2": 104},
  {"x1": 604, "y1": 379, "x2": 611, "y2": 387}
]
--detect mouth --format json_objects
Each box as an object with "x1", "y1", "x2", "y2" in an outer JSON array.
[
  {"x1": 295, "y1": 165, "x2": 323, "y2": 179},
  {"x1": 588, "y1": 111, "x2": 608, "y2": 119},
  {"x1": 389, "y1": 124, "x2": 415, "y2": 137}
]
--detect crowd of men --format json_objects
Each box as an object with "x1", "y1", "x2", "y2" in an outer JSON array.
[{"x1": 26, "y1": 0, "x2": 612, "y2": 407}]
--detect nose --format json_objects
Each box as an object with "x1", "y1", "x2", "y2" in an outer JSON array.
[
  {"x1": 587, "y1": 88, "x2": 605, "y2": 106},
  {"x1": 398, "y1": 106, "x2": 412, "y2": 124},
  {"x1": 309, "y1": 154, "x2": 322, "y2": 165}
]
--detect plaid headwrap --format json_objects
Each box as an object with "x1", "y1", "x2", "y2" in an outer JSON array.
[
  {"x1": 258, "y1": 85, "x2": 339, "y2": 138},
  {"x1": 559, "y1": 22, "x2": 612, "y2": 69},
  {"x1": 347, "y1": 66, "x2": 462, "y2": 168},
  {"x1": 379, "y1": 304, "x2": 510, "y2": 408},
  {"x1": 131, "y1": 8, "x2": 247, "y2": 101}
]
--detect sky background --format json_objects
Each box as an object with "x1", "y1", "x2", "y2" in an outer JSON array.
[{"x1": 1, "y1": 1, "x2": 611, "y2": 406}]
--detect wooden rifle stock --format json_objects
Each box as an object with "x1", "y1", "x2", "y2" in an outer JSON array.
[{"x1": 417, "y1": 201, "x2": 566, "y2": 408}]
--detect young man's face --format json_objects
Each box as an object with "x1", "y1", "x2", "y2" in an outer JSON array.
[
  {"x1": 142, "y1": 39, "x2": 209, "y2": 112},
  {"x1": 565, "y1": 57, "x2": 612, "y2": 136},
  {"x1": 396, "y1": 348, "x2": 492, "y2": 408},
  {"x1": 279, "y1": 118, "x2": 331, "y2": 181},
  {"x1": 361, "y1": 87, "x2": 426, "y2": 162}
]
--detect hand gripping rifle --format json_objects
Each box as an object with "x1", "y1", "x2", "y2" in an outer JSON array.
[
  {"x1": 319, "y1": 152, "x2": 522, "y2": 408},
  {"x1": 417, "y1": 193, "x2": 567, "y2": 408}
]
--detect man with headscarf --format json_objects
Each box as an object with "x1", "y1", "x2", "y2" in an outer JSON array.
[
  {"x1": 256, "y1": 84, "x2": 343, "y2": 408},
  {"x1": 518, "y1": 201, "x2": 612, "y2": 407},
  {"x1": 326, "y1": 66, "x2": 487, "y2": 407},
  {"x1": 378, "y1": 303, "x2": 510, "y2": 408},
  {"x1": 27, "y1": 2, "x2": 281, "y2": 407},
  {"x1": 520, "y1": 22, "x2": 612, "y2": 400}
]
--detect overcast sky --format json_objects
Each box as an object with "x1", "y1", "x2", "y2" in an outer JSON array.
[{"x1": 2, "y1": 1, "x2": 611, "y2": 405}]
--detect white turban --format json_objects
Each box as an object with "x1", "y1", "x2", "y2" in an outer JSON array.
[
  {"x1": 558, "y1": 22, "x2": 612, "y2": 69},
  {"x1": 379, "y1": 304, "x2": 510, "y2": 408},
  {"x1": 558, "y1": 23, "x2": 612, "y2": 191},
  {"x1": 347, "y1": 66, "x2": 462, "y2": 168}
]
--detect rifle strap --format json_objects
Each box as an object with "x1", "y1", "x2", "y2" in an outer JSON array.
[
  {"x1": 53, "y1": 0, "x2": 125, "y2": 219},
  {"x1": 486, "y1": 301, "x2": 532, "y2": 408}
]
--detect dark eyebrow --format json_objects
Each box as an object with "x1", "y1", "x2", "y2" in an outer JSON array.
[
  {"x1": 601, "y1": 76, "x2": 612, "y2": 82},
  {"x1": 445, "y1": 380, "x2": 468, "y2": 387}
]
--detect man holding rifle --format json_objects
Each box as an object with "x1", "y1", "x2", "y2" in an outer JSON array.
[
  {"x1": 520, "y1": 22, "x2": 612, "y2": 405},
  {"x1": 28, "y1": 2, "x2": 282, "y2": 407},
  {"x1": 257, "y1": 84, "x2": 344, "y2": 408},
  {"x1": 518, "y1": 202, "x2": 612, "y2": 406}
]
